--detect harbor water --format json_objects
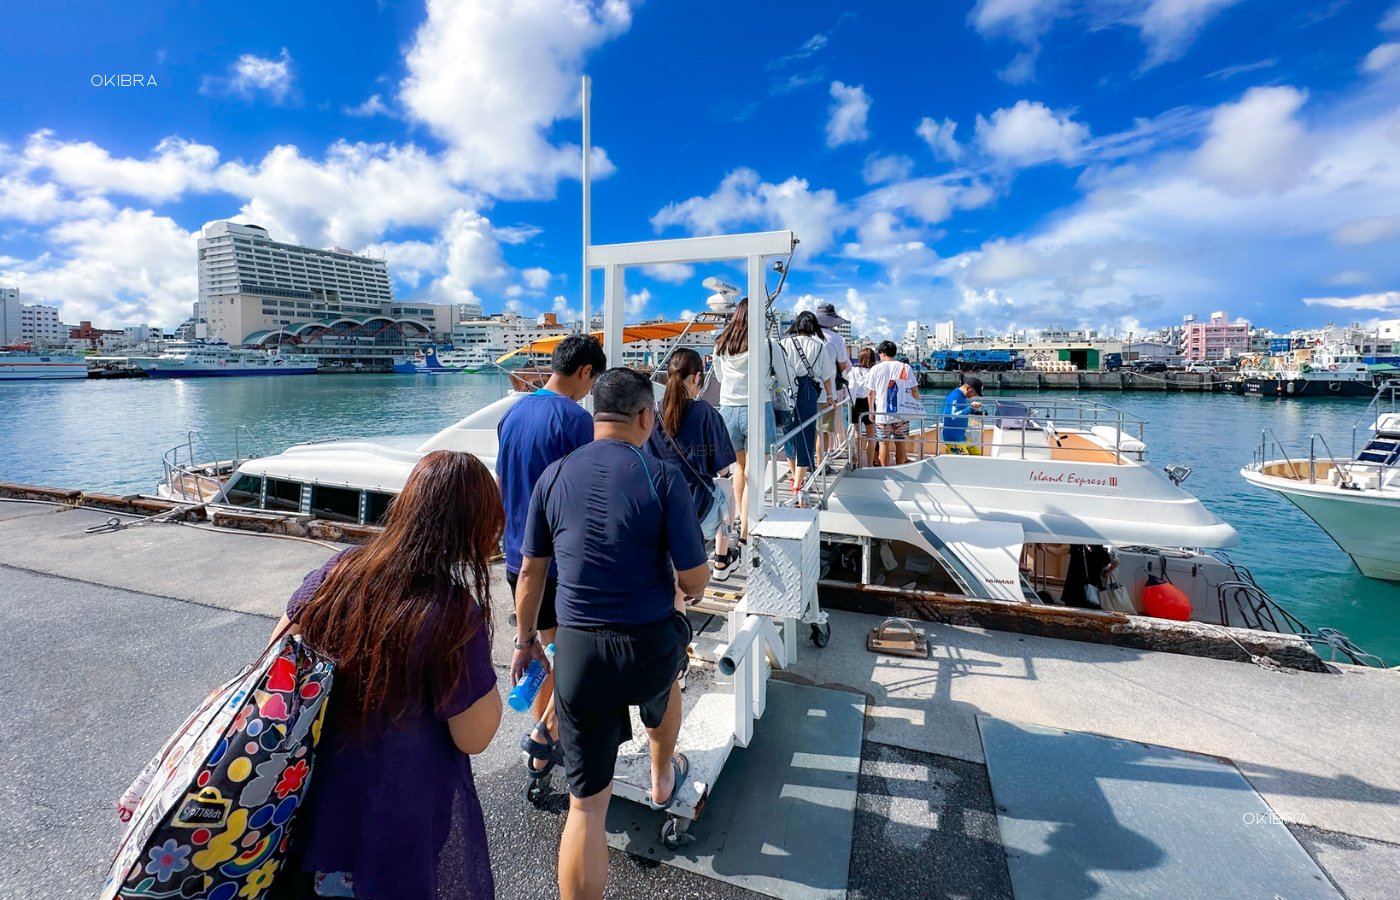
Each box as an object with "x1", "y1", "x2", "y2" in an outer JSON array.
[{"x1": 2, "y1": 375, "x2": 1397, "y2": 663}]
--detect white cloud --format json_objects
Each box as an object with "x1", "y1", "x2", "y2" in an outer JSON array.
[
  {"x1": 496, "y1": 224, "x2": 543, "y2": 244},
  {"x1": 626, "y1": 287, "x2": 652, "y2": 316},
  {"x1": 768, "y1": 33, "x2": 829, "y2": 70},
  {"x1": 521, "y1": 267, "x2": 552, "y2": 290},
  {"x1": 916, "y1": 117, "x2": 963, "y2": 162},
  {"x1": 1332, "y1": 215, "x2": 1400, "y2": 245},
  {"x1": 23, "y1": 132, "x2": 219, "y2": 203},
  {"x1": 968, "y1": 0, "x2": 1246, "y2": 81},
  {"x1": 975, "y1": 100, "x2": 1089, "y2": 167},
  {"x1": 1192, "y1": 86, "x2": 1312, "y2": 197},
  {"x1": 343, "y1": 94, "x2": 392, "y2": 118},
  {"x1": 1303, "y1": 292, "x2": 1400, "y2": 311},
  {"x1": 651, "y1": 168, "x2": 845, "y2": 256},
  {"x1": 1323, "y1": 271, "x2": 1370, "y2": 286},
  {"x1": 826, "y1": 82, "x2": 871, "y2": 148},
  {"x1": 398, "y1": 0, "x2": 630, "y2": 197},
  {"x1": 552, "y1": 294, "x2": 579, "y2": 322},
  {"x1": 1363, "y1": 43, "x2": 1400, "y2": 75},
  {"x1": 1, "y1": 209, "x2": 197, "y2": 327},
  {"x1": 862, "y1": 153, "x2": 914, "y2": 185},
  {"x1": 201, "y1": 49, "x2": 295, "y2": 104},
  {"x1": 642, "y1": 263, "x2": 696, "y2": 284},
  {"x1": 1384, "y1": 2, "x2": 1400, "y2": 32}
]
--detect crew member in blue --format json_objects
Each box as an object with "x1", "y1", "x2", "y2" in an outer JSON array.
[
  {"x1": 512, "y1": 367, "x2": 710, "y2": 900},
  {"x1": 941, "y1": 375, "x2": 984, "y2": 454},
  {"x1": 496, "y1": 334, "x2": 606, "y2": 784}
]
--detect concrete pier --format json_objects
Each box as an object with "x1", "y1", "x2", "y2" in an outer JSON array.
[
  {"x1": 2, "y1": 498, "x2": 1396, "y2": 900},
  {"x1": 917, "y1": 370, "x2": 1230, "y2": 392}
]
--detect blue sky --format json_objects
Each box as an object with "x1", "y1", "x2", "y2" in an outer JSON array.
[{"x1": 1, "y1": 0, "x2": 1398, "y2": 339}]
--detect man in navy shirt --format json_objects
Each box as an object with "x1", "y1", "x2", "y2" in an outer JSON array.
[
  {"x1": 497, "y1": 334, "x2": 605, "y2": 781},
  {"x1": 512, "y1": 368, "x2": 709, "y2": 900}
]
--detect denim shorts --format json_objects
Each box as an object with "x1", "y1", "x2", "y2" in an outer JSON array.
[
  {"x1": 699, "y1": 483, "x2": 730, "y2": 541},
  {"x1": 719, "y1": 402, "x2": 776, "y2": 453}
]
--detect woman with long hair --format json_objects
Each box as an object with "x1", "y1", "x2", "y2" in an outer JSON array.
[
  {"x1": 270, "y1": 450, "x2": 504, "y2": 900},
  {"x1": 648, "y1": 347, "x2": 741, "y2": 577},
  {"x1": 850, "y1": 347, "x2": 878, "y2": 466},
  {"x1": 779, "y1": 311, "x2": 836, "y2": 499},
  {"x1": 711, "y1": 299, "x2": 793, "y2": 541}
]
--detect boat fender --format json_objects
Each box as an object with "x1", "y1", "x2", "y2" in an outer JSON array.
[
  {"x1": 1286, "y1": 382, "x2": 1295, "y2": 394},
  {"x1": 1141, "y1": 574, "x2": 1191, "y2": 621},
  {"x1": 1329, "y1": 382, "x2": 1341, "y2": 392}
]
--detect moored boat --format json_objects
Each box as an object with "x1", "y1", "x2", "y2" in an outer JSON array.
[
  {"x1": 0, "y1": 349, "x2": 88, "y2": 381},
  {"x1": 134, "y1": 341, "x2": 318, "y2": 378},
  {"x1": 1242, "y1": 384, "x2": 1400, "y2": 581}
]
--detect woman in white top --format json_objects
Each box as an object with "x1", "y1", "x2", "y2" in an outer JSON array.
[
  {"x1": 713, "y1": 299, "x2": 793, "y2": 540},
  {"x1": 848, "y1": 347, "x2": 878, "y2": 466},
  {"x1": 779, "y1": 311, "x2": 836, "y2": 497}
]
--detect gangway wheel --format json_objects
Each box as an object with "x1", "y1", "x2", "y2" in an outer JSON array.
[
  {"x1": 661, "y1": 816, "x2": 690, "y2": 850},
  {"x1": 810, "y1": 622, "x2": 831, "y2": 647},
  {"x1": 526, "y1": 774, "x2": 551, "y2": 807}
]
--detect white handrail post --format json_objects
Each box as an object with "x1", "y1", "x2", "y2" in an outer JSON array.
[
  {"x1": 580, "y1": 76, "x2": 591, "y2": 335},
  {"x1": 746, "y1": 253, "x2": 767, "y2": 535},
  {"x1": 603, "y1": 264, "x2": 625, "y2": 369},
  {"x1": 734, "y1": 651, "x2": 754, "y2": 747}
]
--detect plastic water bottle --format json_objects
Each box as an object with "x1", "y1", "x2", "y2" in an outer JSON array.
[{"x1": 507, "y1": 644, "x2": 555, "y2": 712}]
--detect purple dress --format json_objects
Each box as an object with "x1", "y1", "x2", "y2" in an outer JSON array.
[{"x1": 286, "y1": 552, "x2": 497, "y2": 900}]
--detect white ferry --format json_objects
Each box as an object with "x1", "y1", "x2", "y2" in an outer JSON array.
[
  {"x1": 0, "y1": 350, "x2": 88, "y2": 381},
  {"x1": 393, "y1": 345, "x2": 496, "y2": 374},
  {"x1": 134, "y1": 341, "x2": 318, "y2": 378}
]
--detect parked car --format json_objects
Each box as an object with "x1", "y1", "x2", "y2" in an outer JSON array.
[
  {"x1": 1185, "y1": 362, "x2": 1217, "y2": 374},
  {"x1": 1133, "y1": 360, "x2": 1168, "y2": 373}
]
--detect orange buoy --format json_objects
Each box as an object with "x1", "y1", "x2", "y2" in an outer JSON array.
[{"x1": 1141, "y1": 575, "x2": 1192, "y2": 620}]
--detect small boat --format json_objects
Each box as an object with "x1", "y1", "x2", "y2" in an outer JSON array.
[
  {"x1": 134, "y1": 341, "x2": 318, "y2": 378},
  {"x1": 1230, "y1": 342, "x2": 1377, "y2": 398},
  {"x1": 1242, "y1": 383, "x2": 1400, "y2": 580},
  {"x1": 393, "y1": 345, "x2": 494, "y2": 374},
  {"x1": 0, "y1": 348, "x2": 87, "y2": 381},
  {"x1": 495, "y1": 320, "x2": 719, "y2": 390}
]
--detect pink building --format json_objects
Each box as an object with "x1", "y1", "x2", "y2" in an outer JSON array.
[{"x1": 1180, "y1": 312, "x2": 1249, "y2": 361}]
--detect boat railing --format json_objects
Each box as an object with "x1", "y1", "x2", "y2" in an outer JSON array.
[
  {"x1": 845, "y1": 397, "x2": 1146, "y2": 464},
  {"x1": 1351, "y1": 378, "x2": 1400, "y2": 458},
  {"x1": 1212, "y1": 552, "x2": 1386, "y2": 667},
  {"x1": 160, "y1": 428, "x2": 267, "y2": 504}
]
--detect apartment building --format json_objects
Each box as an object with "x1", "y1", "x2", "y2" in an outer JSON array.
[{"x1": 1180, "y1": 312, "x2": 1250, "y2": 361}]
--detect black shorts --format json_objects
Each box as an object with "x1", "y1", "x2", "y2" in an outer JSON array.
[
  {"x1": 553, "y1": 612, "x2": 692, "y2": 799},
  {"x1": 851, "y1": 396, "x2": 870, "y2": 426},
  {"x1": 505, "y1": 569, "x2": 559, "y2": 632}
]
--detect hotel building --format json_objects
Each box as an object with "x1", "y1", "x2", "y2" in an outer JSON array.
[{"x1": 196, "y1": 220, "x2": 456, "y2": 365}]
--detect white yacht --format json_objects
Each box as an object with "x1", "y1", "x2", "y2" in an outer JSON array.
[
  {"x1": 134, "y1": 341, "x2": 318, "y2": 378},
  {"x1": 1242, "y1": 386, "x2": 1400, "y2": 581},
  {"x1": 163, "y1": 393, "x2": 1322, "y2": 641},
  {"x1": 0, "y1": 350, "x2": 87, "y2": 380}
]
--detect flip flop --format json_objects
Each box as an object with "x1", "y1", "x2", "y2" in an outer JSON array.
[{"x1": 647, "y1": 752, "x2": 690, "y2": 811}]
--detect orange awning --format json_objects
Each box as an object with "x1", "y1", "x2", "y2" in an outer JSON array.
[{"x1": 494, "y1": 321, "x2": 717, "y2": 364}]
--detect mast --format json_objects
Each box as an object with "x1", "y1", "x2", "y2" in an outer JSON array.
[{"x1": 581, "y1": 75, "x2": 592, "y2": 336}]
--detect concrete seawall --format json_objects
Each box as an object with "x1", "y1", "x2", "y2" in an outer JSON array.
[{"x1": 917, "y1": 370, "x2": 1229, "y2": 392}]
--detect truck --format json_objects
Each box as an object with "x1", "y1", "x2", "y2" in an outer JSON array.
[{"x1": 927, "y1": 349, "x2": 1022, "y2": 372}]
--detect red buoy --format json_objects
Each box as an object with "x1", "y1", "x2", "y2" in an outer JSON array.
[{"x1": 1141, "y1": 575, "x2": 1191, "y2": 620}]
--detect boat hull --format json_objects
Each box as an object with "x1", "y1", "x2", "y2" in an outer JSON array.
[
  {"x1": 1236, "y1": 378, "x2": 1375, "y2": 398},
  {"x1": 143, "y1": 366, "x2": 318, "y2": 378},
  {"x1": 1242, "y1": 472, "x2": 1400, "y2": 581},
  {"x1": 0, "y1": 364, "x2": 88, "y2": 380}
]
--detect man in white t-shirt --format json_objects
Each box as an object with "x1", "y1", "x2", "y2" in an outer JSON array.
[
  {"x1": 868, "y1": 340, "x2": 921, "y2": 465},
  {"x1": 814, "y1": 303, "x2": 852, "y2": 458}
]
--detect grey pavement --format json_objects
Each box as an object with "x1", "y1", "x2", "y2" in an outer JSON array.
[
  {"x1": 0, "y1": 564, "x2": 1011, "y2": 900},
  {"x1": 3, "y1": 498, "x2": 1397, "y2": 899}
]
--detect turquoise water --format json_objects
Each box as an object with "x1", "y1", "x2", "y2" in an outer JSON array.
[{"x1": 2, "y1": 376, "x2": 1397, "y2": 663}]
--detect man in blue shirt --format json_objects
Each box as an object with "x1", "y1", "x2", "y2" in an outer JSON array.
[
  {"x1": 496, "y1": 334, "x2": 606, "y2": 782},
  {"x1": 941, "y1": 375, "x2": 984, "y2": 454},
  {"x1": 512, "y1": 368, "x2": 710, "y2": 900}
]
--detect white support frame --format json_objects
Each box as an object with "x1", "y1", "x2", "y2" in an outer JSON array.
[
  {"x1": 717, "y1": 610, "x2": 786, "y2": 748},
  {"x1": 584, "y1": 230, "x2": 796, "y2": 534}
]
